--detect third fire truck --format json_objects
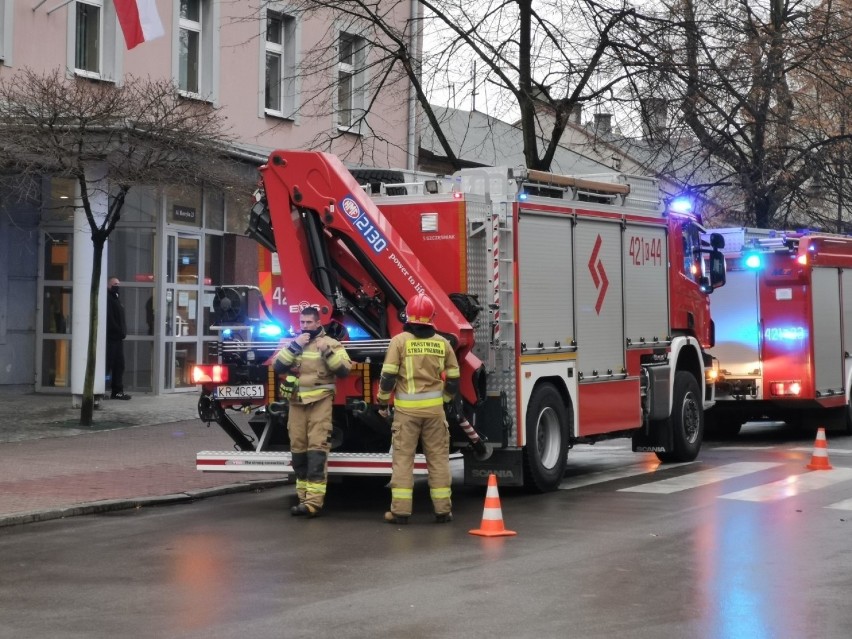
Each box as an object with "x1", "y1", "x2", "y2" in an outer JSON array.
[
  {"x1": 192, "y1": 151, "x2": 726, "y2": 491},
  {"x1": 707, "y1": 227, "x2": 852, "y2": 436}
]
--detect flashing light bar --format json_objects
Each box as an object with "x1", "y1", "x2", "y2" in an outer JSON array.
[
  {"x1": 770, "y1": 381, "x2": 802, "y2": 397},
  {"x1": 669, "y1": 197, "x2": 693, "y2": 214},
  {"x1": 744, "y1": 252, "x2": 762, "y2": 269},
  {"x1": 258, "y1": 323, "x2": 283, "y2": 338},
  {"x1": 192, "y1": 364, "x2": 229, "y2": 384}
]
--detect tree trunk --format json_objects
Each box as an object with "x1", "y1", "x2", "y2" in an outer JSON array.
[{"x1": 79, "y1": 238, "x2": 105, "y2": 426}]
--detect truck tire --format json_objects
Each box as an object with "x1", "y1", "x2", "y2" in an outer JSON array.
[
  {"x1": 349, "y1": 169, "x2": 408, "y2": 196},
  {"x1": 845, "y1": 399, "x2": 852, "y2": 435},
  {"x1": 656, "y1": 371, "x2": 703, "y2": 463},
  {"x1": 523, "y1": 383, "x2": 569, "y2": 492}
]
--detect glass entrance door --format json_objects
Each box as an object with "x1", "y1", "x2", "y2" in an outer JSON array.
[
  {"x1": 162, "y1": 233, "x2": 201, "y2": 391},
  {"x1": 36, "y1": 231, "x2": 74, "y2": 391}
]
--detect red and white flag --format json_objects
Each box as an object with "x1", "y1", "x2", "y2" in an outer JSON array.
[{"x1": 115, "y1": 0, "x2": 165, "y2": 50}]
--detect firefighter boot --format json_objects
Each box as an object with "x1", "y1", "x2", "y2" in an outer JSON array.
[
  {"x1": 290, "y1": 451, "x2": 308, "y2": 505},
  {"x1": 302, "y1": 450, "x2": 328, "y2": 514},
  {"x1": 434, "y1": 512, "x2": 453, "y2": 524},
  {"x1": 291, "y1": 503, "x2": 321, "y2": 518},
  {"x1": 384, "y1": 511, "x2": 409, "y2": 525}
]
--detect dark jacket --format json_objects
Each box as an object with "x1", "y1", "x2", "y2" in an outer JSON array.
[{"x1": 107, "y1": 290, "x2": 127, "y2": 341}]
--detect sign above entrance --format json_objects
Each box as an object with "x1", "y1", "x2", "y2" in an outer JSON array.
[{"x1": 171, "y1": 205, "x2": 198, "y2": 225}]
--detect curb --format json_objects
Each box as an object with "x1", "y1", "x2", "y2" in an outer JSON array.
[{"x1": 0, "y1": 478, "x2": 290, "y2": 529}]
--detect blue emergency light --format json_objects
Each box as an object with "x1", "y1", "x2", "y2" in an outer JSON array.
[
  {"x1": 669, "y1": 197, "x2": 693, "y2": 214},
  {"x1": 744, "y1": 252, "x2": 762, "y2": 269},
  {"x1": 258, "y1": 323, "x2": 283, "y2": 338}
]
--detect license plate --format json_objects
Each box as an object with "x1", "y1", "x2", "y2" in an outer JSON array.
[{"x1": 213, "y1": 385, "x2": 265, "y2": 399}]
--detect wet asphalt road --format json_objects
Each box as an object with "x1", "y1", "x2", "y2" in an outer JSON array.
[{"x1": 2, "y1": 423, "x2": 851, "y2": 639}]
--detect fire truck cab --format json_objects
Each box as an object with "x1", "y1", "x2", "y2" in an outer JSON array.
[{"x1": 707, "y1": 227, "x2": 852, "y2": 436}]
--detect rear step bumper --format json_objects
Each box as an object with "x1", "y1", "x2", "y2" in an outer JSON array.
[{"x1": 197, "y1": 451, "x2": 462, "y2": 475}]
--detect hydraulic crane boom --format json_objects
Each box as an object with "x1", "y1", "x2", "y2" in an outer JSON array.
[{"x1": 253, "y1": 150, "x2": 484, "y2": 405}]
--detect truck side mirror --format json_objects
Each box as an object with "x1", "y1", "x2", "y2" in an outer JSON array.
[
  {"x1": 709, "y1": 250, "x2": 726, "y2": 289},
  {"x1": 709, "y1": 232, "x2": 725, "y2": 250}
]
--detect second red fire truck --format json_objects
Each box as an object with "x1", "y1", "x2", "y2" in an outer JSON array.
[
  {"x1": 707, "y1": 227, "x2": 852, "y2": 436},
  {"x1": 192, "y1": 151, "x2": 726, "y2": 491}
]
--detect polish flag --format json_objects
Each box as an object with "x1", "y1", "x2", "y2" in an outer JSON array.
[{"x1": 115, "y1": 0, "x2": 165, "y2": 50}]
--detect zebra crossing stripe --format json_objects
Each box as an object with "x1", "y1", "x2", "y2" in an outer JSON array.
[
  {"x1": 791, "y1": 447, "x2": 852, "y2": 455},
  {"x1": 720, "y1": 467, "x2": 852, "y2": 502},
  {"x1": 618, "y1": 462, "x2": 781, "y2": 494},
  {"x1": 825, "y1": 498, "x2": 852, "y2": 511},
  {"x1": 559, "y1": 462, "x2": 695, "y2": 490}
]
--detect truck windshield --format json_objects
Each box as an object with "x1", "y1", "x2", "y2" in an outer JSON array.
[{"x1": 682, "y1": 223, "x2": 702, "y2": 283}]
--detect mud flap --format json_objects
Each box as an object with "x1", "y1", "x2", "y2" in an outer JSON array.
[
  {"x1": 632, "y1": 420, "x2": 673, "y2": 454},
  {"x1": 463, "y1": 448, "x2": 524, "y2": 487}
]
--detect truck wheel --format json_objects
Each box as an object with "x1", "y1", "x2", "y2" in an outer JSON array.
[
  {"x1": 523, "y1": 383, "x2": 569, "y2": 492},
  {"x1": 656, "y1": 371, "x2": 703, "y2": 463},
  {"x1": 349, "y1": 169, "x2": 408, "y2": 196},
  {"x1": 845, "y1": 399, "x2": 852, "y2": 435}
]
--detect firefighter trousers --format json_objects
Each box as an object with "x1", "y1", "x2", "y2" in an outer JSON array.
[
  {"x1": 389, "y1": 412, "x2": 452, "y2": 517},
  {"x1": 287, "y1": 395, "x2": 333, "y2": 511}
]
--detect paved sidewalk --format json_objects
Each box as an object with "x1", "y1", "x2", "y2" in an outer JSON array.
[{"x1": 0, "y1": 386, "x2": 288, "y2": 527}]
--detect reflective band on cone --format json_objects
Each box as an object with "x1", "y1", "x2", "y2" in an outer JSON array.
[
  {"x1": 469, "y1": 473, "x2": 517, "y2": 537},
  {"x1": 806, "y1": 427, "x2": 833, "y2": 470}
]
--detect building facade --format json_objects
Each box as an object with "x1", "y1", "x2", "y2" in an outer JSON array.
[{"x1": 0, "y1": 0, "x2": 418, "y2": 394}]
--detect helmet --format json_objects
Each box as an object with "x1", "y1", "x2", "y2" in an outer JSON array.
[{"x1": 405, "y1": 293, "x2": 435, "y2": 326}]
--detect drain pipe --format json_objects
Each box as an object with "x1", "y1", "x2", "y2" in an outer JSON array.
[{"x1": 407, "y1": 0, "x2": 420, "y2": 171}]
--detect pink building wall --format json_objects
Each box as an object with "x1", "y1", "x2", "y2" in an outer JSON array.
[{"x1": 1, "y1": 0, "x2": 415, "y2": 169}]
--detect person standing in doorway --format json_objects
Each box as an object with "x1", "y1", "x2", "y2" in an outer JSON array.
[
  {"x1": 273, "y1": 307, "x2": 351, "y2": 517},
  {"x1": 377, "y1": 293, "x2": 459, "y2": 525},
  {"x1": 106, "y1": 276, "x2": 131, "y2": 400}
]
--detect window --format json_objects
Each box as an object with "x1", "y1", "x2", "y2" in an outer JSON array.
[
  {"x1": 70, "y1": 0, "x2": 120, "y2": 80},
  {"x1": 264, "y1": 10, "x2": 296, "y2": 116},
  {"x1": 682, "y1": 223, "x2": 701, "y2": 283},
  {"x1": 337, "y1": 32, "x2": 366, "y2": 129},
  {"x1": 0, "y1": 0, "x2": 13, "y2": 64},
  {"x1": 175, "y1": 0, "x2": 219, "y2": 101},
  {"x1": 75, "y1": 0, "x2": 102, "y2": 75},
  {"x1": 179, "y1": 0, "x2": 202, "y2": 94}
]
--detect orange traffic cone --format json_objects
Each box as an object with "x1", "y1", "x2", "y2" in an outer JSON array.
[
  {"x1": 469, "y1": 473, "x2": 517, "y2": 537},
  {"x1": 806, "y1": 427, "x2": 833, "y2": 470}
]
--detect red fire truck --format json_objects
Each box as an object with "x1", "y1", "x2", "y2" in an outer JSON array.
[
  {"x1": 707, "y1": 227, "x2": 852, "y2": 436},
  {"x1": 191, "y1": 151, "x2": 726, "y2": 491}
]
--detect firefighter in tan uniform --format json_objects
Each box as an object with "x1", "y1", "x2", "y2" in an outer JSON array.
[
  {"x1": 377, "y1": 293, "x2": 460, "y2": 524},
  {"x1": 274, "y1": 307, "x2": 351, "y2": 517}
]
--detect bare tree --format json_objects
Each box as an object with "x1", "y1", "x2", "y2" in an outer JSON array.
[
  {"x1": 265, "y1": 0, "x2": 637, "y2": 171},
  {"x1": 0, "y1": 69, "x2": 248, "y2": 425},
  {"x1": 621, "y1": 0, "x2": 852, "y2": 228}
]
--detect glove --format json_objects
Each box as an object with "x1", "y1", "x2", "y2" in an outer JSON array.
[
  {"x1": 376, "y1": 401, "x2": 390, "y2": 419},
  {"x1": 279, "y1": 375, "x2": 299, "y2": 401},
  {"x1": 444, "y1": 401, "x2": 460, "y2": 422}
]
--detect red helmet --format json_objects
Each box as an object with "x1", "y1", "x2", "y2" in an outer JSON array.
[{"x1": 405, "y1": 293, "x2": 435, "y2": 326}]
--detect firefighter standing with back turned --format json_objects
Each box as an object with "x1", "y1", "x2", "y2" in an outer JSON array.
[
  {"x1": 377, "y1": 293, "x2": 460, "y2": 524},
  {"x1": 274, "y1": 307, "x2": 351, "y2": 517}
]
